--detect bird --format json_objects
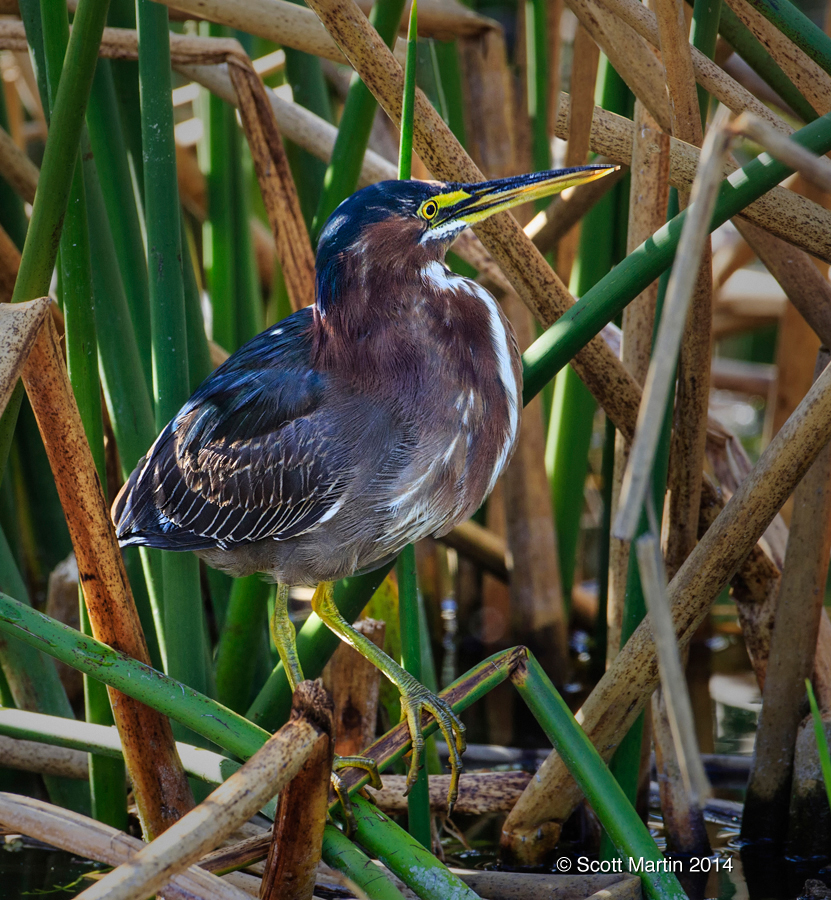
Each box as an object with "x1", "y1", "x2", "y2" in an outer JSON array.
[{"x1": 113, "y1": 164, "x2": 618, "y2": 808}]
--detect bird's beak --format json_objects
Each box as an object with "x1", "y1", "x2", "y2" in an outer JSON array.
[{"x1": 433, "y1": 165, "x2": 619, "y2": 230}]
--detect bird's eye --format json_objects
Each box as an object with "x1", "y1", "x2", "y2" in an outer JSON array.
[{"x1": 421, "y1": 200, "x2": 439, "y2": 220}]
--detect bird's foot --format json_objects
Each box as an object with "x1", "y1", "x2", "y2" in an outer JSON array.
[
  {"x1": 331, "y1": 755, "x2": 383, "y2": 835},
  {"x1": 397, "y1": 671, "x2": 466, "y2": 815},
  {"x1": 308, "y1": 581, "x2": 465, "y2": 813}
]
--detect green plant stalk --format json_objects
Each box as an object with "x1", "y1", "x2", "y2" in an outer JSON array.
[
  {"x1": 322, "y1": 825, "x2": 409, "y2": 900},
  {"x1": 416, "y1": 591, "x2": 442, "y2": 776},
  {"x1": 181, "y1": 215, "x2": 214, "y2": 391},
  {"x1": 338, "y1": 794, "x2": 481, "y2": 900},
  {"x1": 0, "y1": 528, "x2": 90, "y2": 813},
  {"x1": 215, "y1": 575, "x2": 271, "y2": 714},
  {"x1": 0, "y1": 664, "x2": 12, "y2": 708},
  {"x1": 526, "y1": 0, "x2": 551, "y2": 175},
  {"x1": 521, "y1": 111, "x2": 831, "y2": 402},
  {"x1": 247, "y1": 565, "x2": 394, "y2": 729},
  {"x1": 14, "y1": 0, "x2": 110, "y2": 304},
  {"x1": 282, "y1": 0, "x2": 333, "y2": 229},
  {"x1": 0, "y1": 590, "x2": 269, "y2": 760},
  {"x1": 716, "y1": 4, "x2": 816, "y2": 123},
  {"x1": 14, "y1": 404, "x2": 73, "y2": 573},
  {"x1": 137, "y1": 0, "x2": 209, "y2": 699},
  {"x1": 311, "y1": 0, "x2": 408, "y2": 239},
  {"x1": 82, "y1": 165, "x2": 156, "y2": 476},
  {"x1": 6, "y1": 443, "x2": 39, "y2": 583},
  {"x1": 397, "y1": 545, "x2": 431, "y2": 848},
  {"x1": 742, "y1": 0, "x2": 831, "y2": 79},
  {"x1": 232, "y1": 132, "x2": 264, "y2": 346},
  {"x1": 806, "y1": 679, "x2": 831, "y2": 813},
  {"x1": 199, "y1": 23, "x2": 237, "y2": 353},
  {"x1": 546, "y1": 366, "x2": 594, "y2": 607},
  {"x1": 136, "y1": 0, "x2": 189, "y2": 430},
  {"x1": 431, "y1": 41, "x2": 466, "y2": 148},
  {"x1": 365, "y1": 575, "x2": 403, "y2": 728},
  {"x1": 106, "y1": 0, "x2": 145, "y2": 195},
  {"x1": 415, "y1": 41, "x2": 447, "y2": 126},
  {"x1": 689, "y1": 0, "x2": 723, "y2": 122},
  {"x1": 206, "y1": 566, "x2": 233, "y2": 634},
  {"x1": 18, "y1": 0, "x2": 48, "y2": 115},
  {"x1": 514, "y1": 655, "x2": 685, "y2": 900},
  {"x1": 398, "y1": 0, "x2": 419, "y2": 181},
  {"x1": 0, "y1": 588, "x2": 515, "y2": 773},
  {"x1": 86, "y1": 58, "x2": 152, "y2": 391},
  {"x1": 0, "y1": 0, "x2": 111, "y2": 485},
  {"x1": 81, "y1": 147, "x2": 164, "y2": 666}
]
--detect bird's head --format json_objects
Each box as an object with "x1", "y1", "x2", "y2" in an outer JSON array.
[{"x1": 315, "y1": 165, "x2": 617, "y2": 316}]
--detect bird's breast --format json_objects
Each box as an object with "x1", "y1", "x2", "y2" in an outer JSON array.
[{"x1": 390, "y1": 262, "x2": 523, "y2": 532}]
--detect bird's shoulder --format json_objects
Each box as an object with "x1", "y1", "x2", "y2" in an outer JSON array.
[{"x1": 179, "y1": 309, "x2": 324, "y2": 449}]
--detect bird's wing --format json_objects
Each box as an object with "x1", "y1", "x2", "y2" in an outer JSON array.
[{"x1": 114, "y1": 310, "x2": 348, "y2": 550}]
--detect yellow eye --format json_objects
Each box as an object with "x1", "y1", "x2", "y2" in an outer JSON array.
[{"x1": 421, "y1": 200, "x2": 439, "y2": 220}]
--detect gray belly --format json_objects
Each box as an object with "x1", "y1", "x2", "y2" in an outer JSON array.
[{"x1": 197, "y1": 406, "x2": 518, "y2": 586}]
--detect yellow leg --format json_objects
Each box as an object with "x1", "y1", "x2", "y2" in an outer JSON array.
[
  {"x1": 269, "y1": 583, "x2": 304, "y2": 691},
  {"x1": 311, "y1": 581, "x2": 467, "y2": 812},
  {"x1": 270, "y1": 584, "x2": 373, "y2": 833}
]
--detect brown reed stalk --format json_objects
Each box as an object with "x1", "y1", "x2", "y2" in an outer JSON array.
[
  {"x1": 0, "y1": 223, "x2": 20, "y2": 303},
  {"x1": 726, "y1": 0, "x2": 831, "y2": 115},
  {"x1": 0, "y1": 794, "x2": 248, "y2": 900},
  {"x1": 564, "y1": 0, "x2": 672, "y2": 130},
  {"x1": 74, "y1": 682, "x2": 326, "y2": 900},
  {"x1": 503, "y1": 326, "x2": 831, "y2": 861},
  {"x1": 608, "y1": 105, "x2": 669, "y2": 662},
  {"x1": 557, "y1": 24, "x2": 599, "y2": 281},
  {"x1": 0, "y1": 123, "x2": 38, "y2": 202},
  {"x1": 650, "y1": 0, "x2": 713, "y2": 854},
  {"x1": 743, "y1": 349, "x2": 831, "y2": 844},
  {"x1": 552, "y1": 94, "x2": 831, "y2": 263},
  {"x1": 20, "y1": 312, "x2": 193, "y2": 839},
  {"x1": 228, "y1": 58, "x2": 315, "y2": 310},
  {"x1": 260, "y1": 682, "x2": 333, "y2": 900},
  {"x1": 594, "y1": 0, "x2": 791, "y2": 131}
]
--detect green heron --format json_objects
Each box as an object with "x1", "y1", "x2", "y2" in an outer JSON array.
[{"x1": 113, "y1": 164, "x2": 616, "y2": 805}]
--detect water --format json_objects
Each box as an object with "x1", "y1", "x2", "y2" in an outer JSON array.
[{"x1": 0, "y1": 838, "x2": 106, "y2": 899}]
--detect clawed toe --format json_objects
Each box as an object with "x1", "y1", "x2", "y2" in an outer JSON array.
[
  {"x1": 399, "y1": 680, "x2": 466, "y2": 815},
  {"x1": 330, "y1": 754, "x2": 384, "y2": 835}
]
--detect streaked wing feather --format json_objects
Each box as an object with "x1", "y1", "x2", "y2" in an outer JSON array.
[{"x1": 114, "y1": 309, "x2": 347, "y2": 549}]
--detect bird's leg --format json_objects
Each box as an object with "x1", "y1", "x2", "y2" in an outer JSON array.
[
  {"x1": 269, "y1": 583, "x2": 304, "y2": 691},
  {"x1": 311, "y1": 581, "x2": 467, "y2": 813},
  {"x1": 270, "y1": 582, "x2": 379, "y2": 834}
]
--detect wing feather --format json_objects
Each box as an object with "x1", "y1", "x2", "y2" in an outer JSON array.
[{"x1": 114, "y1": 309, "x2": 348, "y2": 550}]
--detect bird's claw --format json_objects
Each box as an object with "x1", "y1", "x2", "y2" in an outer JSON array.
[
  {"x1": 333, "y1": 754, "x2": 384, "y2": 790},
  {"x1": 398, "y1": 674, "x2": 466, "y2": 816},
  {"x1": 330, "y1": 754, "x2": 384, "y2": 836}
]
